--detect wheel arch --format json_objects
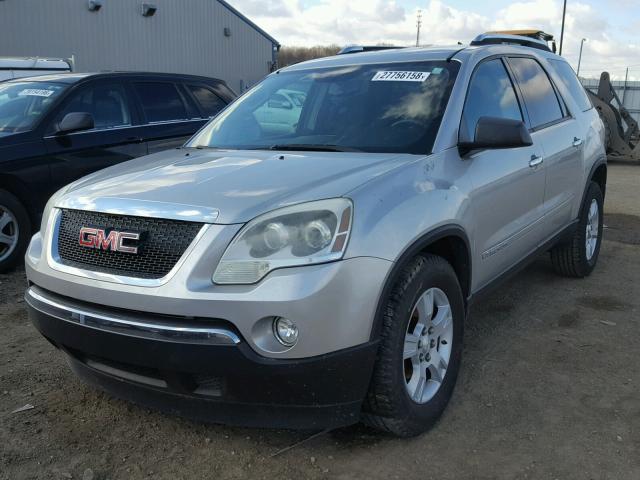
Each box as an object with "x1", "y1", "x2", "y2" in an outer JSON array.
[
  {"x1": 0, "y1": 174, "x2": 36, "y2": 224},
  {"x1": 369, "y1": 225, "x2": 472, "y2": 341},
  {"x1": 590, "y1": 162, "x2": 607, "y2": 199}
]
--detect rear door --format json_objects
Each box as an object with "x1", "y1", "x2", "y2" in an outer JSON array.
[
  {"x1": 462, "y1": 58, "x2": 547, "y2": 287},
  {"x1": 546, "y1": 58, "x2": 597, "y2": 219},
  {"x1": 507, "y1": 56, "x2": 583, "y2": 236},
  {"x1": 43, "y1": 79, "x2": 147, "y2": 188},
  {"x1": 131, "y1": 80, "x2": 207, "y2": 154}
]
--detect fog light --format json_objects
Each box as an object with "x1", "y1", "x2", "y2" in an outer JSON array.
[{"x1": 273, "y1": 317, "x2": 298, "y2": 346}]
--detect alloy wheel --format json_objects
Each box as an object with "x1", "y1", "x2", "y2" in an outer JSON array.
[
  {"x1": 0, "y1": 205, "x2": 19, "y2": 263},
  {"x1": 585, "y1": 198, "x2": 599, "y2": 260},
  {"x1": 403, "y1": 287, "x2": 454, "y2": 404}
]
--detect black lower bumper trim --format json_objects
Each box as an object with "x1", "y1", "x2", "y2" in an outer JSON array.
[
  {"x1": 69, "y1": 358, "x2": 363, "y2": 429},
  {"x1": 27, "y1": 287, "x2": 378, "y2": 429}
]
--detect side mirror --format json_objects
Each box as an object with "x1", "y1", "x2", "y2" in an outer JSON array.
[
  {"x1": 459, "y1": 116, "x2": 532, "y2": 153},
  {"x1": 57, "y1": 112, "x2": 95, "y2": 135}
]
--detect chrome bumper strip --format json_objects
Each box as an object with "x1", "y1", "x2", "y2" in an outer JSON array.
[{"x1": 25, "y1": 286, "x2": 241, "y2": 345}]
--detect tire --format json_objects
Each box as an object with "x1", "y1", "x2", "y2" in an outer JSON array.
[
  {"x1": 550, "y1": 181, "x2": 604, "y2": 278},
  {"x1": 0, "y1": 189, "x2": 31, "y2": 273},
  {"x1": 362, "y1": 254, "x2": 465, "y2": 437}
]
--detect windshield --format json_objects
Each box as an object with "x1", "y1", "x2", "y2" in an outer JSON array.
[
  {"x1": 0, "y1": 81, "x2": 68, "y2": 135},
  {"x1": 188, "y1": 61, "x2": 460, "y2": 154}
]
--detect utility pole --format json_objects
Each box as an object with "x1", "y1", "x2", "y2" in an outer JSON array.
[
  {"x1": 622, "y1": 67, "x2": 629, "y2": 104},
  {"x1": 559, "y1": 0, "x2": 567, "y2": 55},
  {"x1": 577, "y1": 38, "x2": 586, "y2": 77},
  {"x1": 416, "y1": 10, "x2": 422, "y2": 47}
]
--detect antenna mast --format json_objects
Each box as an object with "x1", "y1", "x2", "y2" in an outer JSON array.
[{"x1": 416, "y1": 10, "x2": 422, "y2": 47}]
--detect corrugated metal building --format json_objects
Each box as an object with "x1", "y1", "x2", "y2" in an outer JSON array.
[
  {"x1": 582, "y1": 77, "x2": 640, "y2": 124},
  {"x1": 0, "y1": 0, "x2": 279, "y2": 92}
]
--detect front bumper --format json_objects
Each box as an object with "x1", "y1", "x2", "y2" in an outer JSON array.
[
  {"x1": 26, "y1": 228, "x2": 392, "y2": 359},
  {"x1": 26, "y1": 286, "x2": 378, "y2": 429}
]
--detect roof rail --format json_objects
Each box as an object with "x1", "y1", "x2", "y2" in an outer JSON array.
[
  {"x1": 337, "y1": 45, "x2": 404, "y2": 55},
  {"x1": 470, "y1": 33, "x2": 552, "y2": 52}
]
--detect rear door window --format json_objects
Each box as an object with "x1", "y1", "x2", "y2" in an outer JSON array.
[
  {"x1": 187, "y1": 85, "x2": 227, "y2": 118},
  {"x1": 548, "y1": 59, "x2": 593, "y2": 112},
  {"x1": 134, "y1": 82, "x2": 188, "y2": 123},
  {"x1": 462, "y1": 59, "x2": 523, "y2": 138},
  {"x1": 508, "y1": 57, "x2": 564, "y2": 129}
]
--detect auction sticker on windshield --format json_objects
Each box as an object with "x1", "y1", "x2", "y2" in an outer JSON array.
[
  {"x1": 372, "y1": 71, "x2": 431, "y2": 82},
  {"x1": 18, "y1": 89, "x2": 55, "y2": 97}
]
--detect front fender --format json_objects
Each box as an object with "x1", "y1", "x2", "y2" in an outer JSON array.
[{"x1": 344, "y1": 149, "x2": 473, "y2": 263}]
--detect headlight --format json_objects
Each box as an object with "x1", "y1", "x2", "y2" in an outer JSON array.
[{"x1": 213, "y1": 198, "x2": 353, "y2": 284}]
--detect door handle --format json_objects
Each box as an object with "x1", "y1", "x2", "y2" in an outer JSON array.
[
  {"x1": 529, "y1": 155, "x2": 544, "y2": 168},
  {"x1": 126, "y1": 136, "x2": 143, "y2": 143},
  {"x1": 573, "y1": 137, "x2": 583, "y2": 147}
]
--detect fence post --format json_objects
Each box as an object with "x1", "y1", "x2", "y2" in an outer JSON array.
[{"x1": 622, "y1": 67, "x2": 629, "y2": 105}]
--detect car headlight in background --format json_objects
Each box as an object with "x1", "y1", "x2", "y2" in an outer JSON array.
[{"x1": 213, "y1": 198, "x2": 353, "y2": 284}]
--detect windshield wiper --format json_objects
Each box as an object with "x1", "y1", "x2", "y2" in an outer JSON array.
[{"x1": 268, "y1": 144, "x2": 361, "y2": 152}]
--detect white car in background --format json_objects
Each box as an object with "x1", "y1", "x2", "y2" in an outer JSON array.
[
  {"x1": 253, "y1": 88, "x2": 306, "y2": 134},
  {"x1": 0, "y1": 57, "x2": 72, "y2": 82}
]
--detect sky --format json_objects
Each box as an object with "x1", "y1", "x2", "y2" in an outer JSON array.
[{"x1": 232, "y1": 0, "x2": 640, "y2": 79}]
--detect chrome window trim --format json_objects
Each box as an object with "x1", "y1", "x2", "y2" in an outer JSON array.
[
  {"x1": 25, "y1": 286, "x2": 241, "y2": 345},
  {"x1": 42, "y1": 123, "x2": 133, "y2": 138},
  {"x1": 42, "y1": 118, "x2": 207, "y2": 139},
  {"x1": 46, "y1": 208, "x2": 211, "y2": 287},
  {"x1": 145, "y1": 118, "x2": 207, "y2": 125}
]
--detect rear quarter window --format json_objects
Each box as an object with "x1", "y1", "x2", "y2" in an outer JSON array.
[
  {"x1": 187, "y1": 85, "x2": 227, "y2": 118},
  {"x1": 548, "y1": 59, "x2": 593, "y2": 112}
]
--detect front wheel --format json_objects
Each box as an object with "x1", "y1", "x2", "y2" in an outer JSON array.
[
  {"x1": 362, "y1": 254, "x2": 465, "y2": 437},
  {"x1": 0, "y1": 189, "x2": 31, "y2": 273},
  {"x1": 550, "y1": 181, "x2": 604, "y2": 278}
]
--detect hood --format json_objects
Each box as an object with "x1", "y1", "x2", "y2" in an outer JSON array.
[{"x1": 58, "y1": 148, "x2": 418, "y2": 224}]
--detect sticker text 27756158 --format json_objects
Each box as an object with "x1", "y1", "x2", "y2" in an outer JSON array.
[
  {"x1": 371, "y1": 71, "x2": 431, "y2": 82},
  {"x1": 18, "y1": 89, "x2": 55, "y2": 98}
]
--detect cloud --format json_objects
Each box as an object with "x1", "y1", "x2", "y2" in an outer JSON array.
[
  {"x1": 490, "y1": 0, "x2": 638, "y2": 79},
  {"x1": 231, "y1": 0, "x2": 639, "y2": 79},
  {"x1": 231, "y1": 0, "x2": 296, "y2": 17}
]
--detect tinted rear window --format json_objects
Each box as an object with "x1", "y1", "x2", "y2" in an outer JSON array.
[
  {"x1": 134, "y1": 82, "x2": 188, "y2": 123},
  {"x1": 508, "y1": 57, "x2": 564, "y2": 128},
  {"x1": 548, "y1": 59, "x2": 593, "y2": 112}
]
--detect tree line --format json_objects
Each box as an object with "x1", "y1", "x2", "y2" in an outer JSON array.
[{"x1": 277, "y1": 45, "x2": 342, "y2": 67}]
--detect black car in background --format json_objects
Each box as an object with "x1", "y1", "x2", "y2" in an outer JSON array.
[{"x1": 0, "y1": 72, "x2": 235, "y2": 271}]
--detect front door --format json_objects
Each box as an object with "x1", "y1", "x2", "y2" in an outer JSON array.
[
  {"x1": 43, "y1": 80, "x2": 147, "y2": 188},
  {"x1": 461, "y1": 58, "x2": 547, "y2": 288}
]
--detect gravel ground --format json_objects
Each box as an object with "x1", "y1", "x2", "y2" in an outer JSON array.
[{"x1": 1, "y1": 163, "x2": 638, "y2": 480}]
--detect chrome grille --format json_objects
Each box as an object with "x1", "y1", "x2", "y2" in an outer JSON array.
[{"x1": 56, "y1": 209, "x2": 203, "y2": 279}]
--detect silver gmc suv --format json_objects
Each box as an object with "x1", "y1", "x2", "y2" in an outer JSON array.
[{"x1": 25, "y1": 36, "x2": 606, "y2": 437}]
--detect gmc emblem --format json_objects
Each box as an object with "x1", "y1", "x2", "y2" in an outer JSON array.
[{"x1": 78, "y1": 227, "x2": 140, "y2": 254}]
